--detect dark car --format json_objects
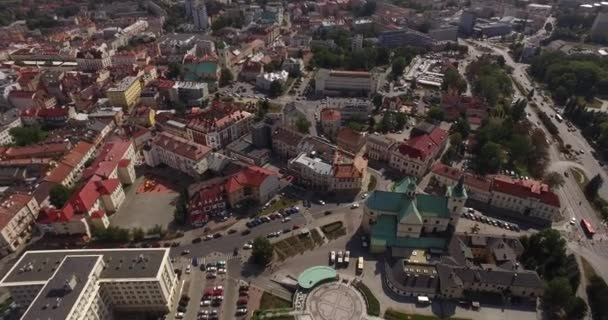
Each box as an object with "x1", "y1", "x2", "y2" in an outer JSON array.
[
  {"x1": 227, "y1": 229, "x2": 237, "y2": 234},
  {"x1": 213, "y1": 233, "x2": 222, "y2": 239},
  {"x1": 192, "y1": 237, "x2": 202, "y2": 244},
  {"x1": 241, "y1": 229, "x2": 251, "y2": 236}
]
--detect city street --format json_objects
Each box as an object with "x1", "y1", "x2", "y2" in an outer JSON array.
[{"x1": 465, "y1": 40, "x2": 608, "y2": 282}]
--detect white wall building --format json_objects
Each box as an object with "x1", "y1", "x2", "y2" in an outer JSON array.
[
  {"x1": 144, "y1": 132, "x2": 212, "y2": 176},
  {"x1": 315, "y1": 69, "x2": 377, "y2": 97},
  {"x1": 0, "y1": 248, "x2": 178, "y2": 319}
]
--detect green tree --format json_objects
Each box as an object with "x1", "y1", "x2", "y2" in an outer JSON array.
[
  {"x1": 587, "y1": 275, "x2": 608, "y2": 320},
  {"x1": 585, "y1": 174, "x2": 604, "y2": 198},
  {"x1": 251, "y1": 236, "x2": 273, "y2": 266},
  {"x1": 543, "y1": 277, "x2": 573, "y2": 313},
  {"x1": 519, "y1": 229, "x2": 568, "y2": 280},
  {"x1": 510, "y1": 99, "x2": 527, "y2": 122},
  {"x1": 543, "y1": 172, "x2": 566, "y2": 189},
  {"x1": 295, "y1": 116, "x2": 311, "y2": 134},
  {"x1": 167, "y1": 62, "x2": 182, "y2": 79},
  {"x1": 545, "y1": 22, "x2": 553, "y2": 33},
  {"x1": 391, "y1": 57, "x2": 406, "y2": 78},
  {"x1": 452, "y1": 117, "x2": 470, "y2": 138},
  {"x1": 9, "y1": 126, "x2": 47, "y2": 146},
  {"x1": 173, "y1": 189, "x2": 188, "y2": 225},
  {"x1": 372, "y1": 94, "x2": 383, "y2": 108},
  {"x1": 268, "y1": 80, "x2": 283, "y2": 97},
  {"x1": 220, "y1": 68, "x2": 233, "y2": 87},
  {"x1": 565, "y1": 296, "x2": 588, "y2": 320},
  {"x1": 442, "y1": 68, "x2": 467, "y2": 93},
  {"x1": 50, "y1": 185, "x2": 73, "y2": 208},
  {"x1": 476, "y1": 142, "x2": 504, "y2": 174},
  {"x1": 426, "y1": 106, "x2": 444, "y2": 122},
  {"x1": 132, "y1": 228, "x2": 145, "y2": 242}
]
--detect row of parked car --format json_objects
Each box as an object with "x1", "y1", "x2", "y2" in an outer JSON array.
[
  {"x1": 462, "y1": 209, "x2": 520, "y2": 232},
  {"x1": 235, "y1": 282, "x2": 250, "y2": 316},
  {"x1": 246, "y1": 207, "x2": 300, "y2": 228}
]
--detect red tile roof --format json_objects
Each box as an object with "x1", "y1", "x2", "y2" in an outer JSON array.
[
  {"x1": 320, "y1": 108, "x2": 341, "y2": 122},
  {"x1": 428, "y1": 127, "x2": 447, "y2": 147},
  {"x1": 68, "y1": 181, "x2": 100, "y2": 213},
  {"x1": 84, "y1": 141, "x2": 132, "y2": 180},
  {"x1": 152, "y1": 132, "x2": 212, "y2": 161},
  {"x1": 45, "y1": 163, "x2": 74, "y2": 184},
  {"x1": 95, "y1": 179, "x2": 120, "y2": 195},
  {"x1": 37, "y1": 205, "x2": 75, "y2": 224},
  {"x1": 5, "y1": 142, "x2": 70, "y2": 159},
  {"x1": 225, "y1": 166, "x2": 277, "y2": 193},
  {"x1": 492, "y1": 176, "x2": 560, "y2": 207},
  {"x1": 0, "y1": 193, "x2": 33, "y2": 229},
  {"x1": 397, "y1": 134, "x2": 435, "y2": 160},
  {"x1": 90, "y1": 210, "x2": 106, "y2": 219},
  {"x1": 118, "y1": 159, "x2": 131, "y2": 167},
  {"x1": 431, "y1": 163, "x2": 492, "y2": 191}
]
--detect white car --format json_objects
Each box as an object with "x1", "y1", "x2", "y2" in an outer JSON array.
[
  {"x1": 282, "y1": 217, "x2": 291, "y2": 223},
  {"x1": 330, "y1": 251, "x2": 336, "y2": 264},
  {"x1": 318, "y1": 200, "x2": 326, "y2": 205},
  {"x1": 344, "y1": 251, "x2": 350, "y2": 264},
  {"x1": 200, "y1": 300, "x2": 211, "y2": 307},
  {"x1": 213, "y1": 286, "x2": 223, "y2": 291},
  {"x1": 185, "y1": 265, "x2": 191, "y2": 274},
  {"x1": 217, "y1": 268, "x2": 226, "y2": 275},
  {"x1": 337, "y1": 251, "x2": 343, "y2": 264},
  {"x1": 570, "y1": 217, "x2": 576, "y2": 225},
  {"x1": 361, "y1": 193, "x2": 368, "y2": 199},
  {"x1": 243, "y1": 243, "x2": 253, "y2": 250},
  {"x1": 236, "y1": 308, "x2": 248, "y2": 315},
  {"x1": 351, "y1": 202, "x2": 360, "y2": 209}
]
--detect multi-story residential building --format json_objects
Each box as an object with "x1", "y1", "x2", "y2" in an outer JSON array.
[
  {"x1": 379, "y1": 29, "x2": 435, "y2": 48},
  {"x1": 144, "y1": 132, "x2": 213, "y2": 177},
  {"x1": 106, "y1": 76, "x2": 142, "y2": 110},
  {"x1": 0, "y1": 193, "x2": 40, "y2": 255},
  {"x1": 186, "y1": 110, "x2": 253, "y2": 149},
  {"x1": 271, "y1": 125, "x2": 305, "y2": 159},
  {"x1": 366, "y1": 134, "x2": 395, "y2": 162},
  {"x1": 240, "y1": 61, "x2": 264, "y2": 82},
  {"x1": 188, "y1": 165, "x2": 280, "y2": 226},
  {"x1": 431, "y1": 163, "x2": 492, "y2": 203},
  {"x1": 430, "y1": 164, "x2": 561, "y2": 222},
  {"x1": 336, "y1": 128, "x2": 365, "y2": 155},
  {"x1": 315, "y1": 69, "x2": 377, "y2": 97},
  {"x1": 389, "y1": 127, "x2": 447, "y2": 178},
  {"x1": 256, "y1": 71, "x2": 289, "y2": 91},
  {"x1": 362, "y1": 177, "x2": 466, "y2": 253},
  {"x1": 0, "y1": 248, "x2": 179, "y2": 318},
  {"x1": 3, "y1": 141, "x2": 71, "y2": 160},
  {"x1": 490, "y1": 176, "x2": 560, "y2": 222},
  {"x1": 474, "y1": 22, "x2": 513, "y2": 38},
  {"x1": 319, "y1": 108, "x2": 341, "y2": 138},
  {"x1": 76, "y1": 46, "x2": 112, "y2": 71},
  {"x1": 44, "y1": 141, "x2": 96, "y2": 187},
  {"x1": 169, "y1": 81, "x2": 209, "y2": 106},
  {"x1": 0, "y1": 109, "x2": 22, "y2": 145},
  {"x1": 429, "y1": 25, "x2": 459, "y2": 42}
]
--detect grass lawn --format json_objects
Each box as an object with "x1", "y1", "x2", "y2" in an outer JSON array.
[
  {"x1": 571, "y1": 168, "x2": 588, "y2": 189},
  {"x1": 274, "y1": 232, "x2": 322, "y2": 261},
  {"x1": 353, "y1": 281, "x2": 380, "y2": 316},
  {"x1": 385, "y1": 308, "x2": 472, "y2": 320},
  {"x1": 268, "y1": 102, "x2": 282, "y2": 113},
  {"x1": 368, "y1": 175, "x2": 377, "y2": 191},
  {"x1": 321, "y1": 221, "x2": 346, "y2": 240},
  {"x1": 259, "y1": 292, "x2": 292, "y2": 309},
  {"x1": 259, "y1": 198, "x2": 298, "y2": 216},
  {"x1": 577, "y1": 96, "x2": 603, "y2": 109},
  {"x1": 581, "y1": 256, "x2": 597, "y2": 280}
]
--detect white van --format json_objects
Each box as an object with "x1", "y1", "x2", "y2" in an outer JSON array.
[{"x1": 417, "y1": 296, "x2": 430, "y2": 305}]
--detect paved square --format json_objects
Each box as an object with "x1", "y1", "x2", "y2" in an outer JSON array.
[
  {"x1": 307, "y1": 283, "x2": 365, "y2": 320},
  {"x1": 109, "y1": 176, "x2": 179, "y2": 230}
]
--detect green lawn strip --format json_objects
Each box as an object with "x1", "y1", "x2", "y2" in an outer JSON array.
[
  {"x1": 353, "y1": 281, "x2": 380, "y2": 316},
  {"x1": 259, "y1": 198, "x2": 298, "y2": 216},
  {"x1": 385, "y1": 308, "x2": 472, "y2": 320},
  {"x1": 259, "y1": 292, "x2": 292, "y2": 309}
]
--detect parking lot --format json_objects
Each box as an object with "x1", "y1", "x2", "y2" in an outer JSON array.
[{"x1": 456, "y1": 208, "x2": 525, "y2": 237}]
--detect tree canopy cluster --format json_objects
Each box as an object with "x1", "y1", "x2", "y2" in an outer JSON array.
[
  {"x1": 50, "y1": 185, "x2": 75, "y2": 208},
  {"x1": 466, "y1": 55, "x2": 512, "y2": 107},
  {"x1": 587, "y1": 275, "x2": 608, "y2": 320},
  {"x1": 520, "y1": 229, "x2": 586, "y2": 319},
  {"x1": 9, "y1": 126, "x2": 48, "y2": 146},
  {"x1": 442, "y1": 67, "x2": 467, "y2": 93},
  {"x1": 564, "y1": 100, "x2": 608, "y2": 159},
  {"x1": 212, "y1": 13, "x2": 245, "y2": 31},
  {"x1": 311, "y1": 45, "x2": 390, "y2": 71},
  {"x1": 376, "y1": 111, "x2": 408, "y2": 133},
  {"x1": 529, "y1": 52, "x2": 608, "y2": 104},
  {"x1": 251, "y1": 236, "x2": 273, "y2": 267},
  {"x1": 354, "y1": 0, "x2": 377, "y2": 17},
  {"x1": 471, "y1": 100, "x2": 549, "y2": 177}
]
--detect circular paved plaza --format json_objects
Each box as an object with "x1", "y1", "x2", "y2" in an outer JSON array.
[{"x1": 306, "y1": 282, "x2": 366, "y2": 320}]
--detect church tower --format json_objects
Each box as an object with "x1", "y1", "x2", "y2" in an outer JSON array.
[{"x1": 446, "y1": 175, "x2": 467, "y2": 227}]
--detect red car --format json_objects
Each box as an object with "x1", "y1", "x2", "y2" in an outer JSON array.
[
  {"x1": 213, "y1": 289, "x2": 223, "y2": 296},
  {"x1": 239, "y1": 291, "x2": 249, "y2": 297},
  {"x1": 292, "y1": 225, "x2": 301, "y2": 230},
  {"x1": 203, "y1": 289, "x2": 213, "y2": 297},
  {"x1": 237, "y1": 298, "x2": 248, "y2": 305}
]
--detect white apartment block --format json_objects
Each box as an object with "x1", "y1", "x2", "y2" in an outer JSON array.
[
  {"x1": 0, "y1": 110, "x2": 22, "y2": 146},
  {"x1": 0, "y1": 249, "x2": 178, "y2": 320},
  {"x1": 144, "y1": 132, "x2": 212, "y2": 176},
  {"x1": 0, "y1": 194, "x2": 40, "y2": 255},
  {"x1": 187, "y1": 110, "x2": 253, "y2": 149},
  {"x1": 315, "y1": 69, "x2": 377, "y2": 97}
]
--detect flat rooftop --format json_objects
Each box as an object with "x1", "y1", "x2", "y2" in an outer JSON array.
[
  {"x1": 1, "y1": 249, "x2": 168, "y2": 285},
  {"x1": 21, "y1": 256, "x2": 99, "y2": 320}
]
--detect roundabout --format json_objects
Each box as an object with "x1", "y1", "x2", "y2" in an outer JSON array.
[{"x1": 305, "y1": 281, "x2": 367, "y2": 320}]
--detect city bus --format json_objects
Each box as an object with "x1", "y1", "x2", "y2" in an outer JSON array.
[
  {"x1": 581, "y1": 218, "x2": 596, "y2": 237},
  {"x1": 555, "y1": 114, "x2": 564, "y2": 123}
]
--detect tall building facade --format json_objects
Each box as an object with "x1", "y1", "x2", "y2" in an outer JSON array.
[
  {"x1": 591, "y1": 12, "x2": 608, "y2": 42},
  {"x1": 0, "y1": 249, "x2": 178, "y2": 320},
  {"x1": 186, "y1": 0, "x2": 209, "y2": 30}
]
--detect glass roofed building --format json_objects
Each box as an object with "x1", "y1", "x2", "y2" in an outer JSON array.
[{"x1": 362, "y1": 177, "x2": 467, "y2": 253}]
